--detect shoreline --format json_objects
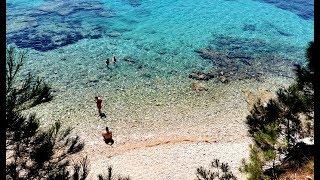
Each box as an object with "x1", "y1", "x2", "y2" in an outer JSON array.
[{"x1": 23, "y1": 73, "x2": 293, "y2": 179}]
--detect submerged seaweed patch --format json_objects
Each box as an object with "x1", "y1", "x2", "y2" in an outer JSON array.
[
  {"x1": 243, "y1": 24, "x2": 256, "y2": 32},
  {"x1": 264, "y1": 21, "x2": 293, "y2": 37},
  {"x1": 125, "y1": 0, "x2": 142, "y2": 7},
  {"x1": 254, "y1": 0, "x2": 313, "y2": 20},
  {"x1": 194, "y1": 35, "x2": 301, "y2": 82},
  {"x1": 6, "y1": 0, "x2": 114, "y2": 51}
]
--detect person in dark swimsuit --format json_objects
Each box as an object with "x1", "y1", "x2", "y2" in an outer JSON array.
[
  {"x1": 112, "y1": 56, "x2": 117, "y2": 64},
  {"x1": 102, "y1": 127, "x2": 114, "y2": 145},
  {"x1": 95, "y1": 96, "x2": 107, "y2": 118},
  {"x1": 106, "y1": 55, "x2": 117, "y2": 69},
  {"x1": 106, "y1": 58, "x2": 110, "y2": 68}
]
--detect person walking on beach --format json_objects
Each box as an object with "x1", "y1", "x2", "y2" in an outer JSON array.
[
  {"x1": 102, "y1": 127, "x2": 114, "y2": 145},
  {"x1": 95, "y1": 96, "x2": 103, "y2": 115}
]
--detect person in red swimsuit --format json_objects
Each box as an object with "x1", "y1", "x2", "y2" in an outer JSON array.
[{"x1": 102, "y1": 127, "x2": 114, "y2": 145}]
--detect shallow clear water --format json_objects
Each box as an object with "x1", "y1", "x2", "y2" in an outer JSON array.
[{"x1": 6, "y1": 0, "x2": 314, "y2": 90}]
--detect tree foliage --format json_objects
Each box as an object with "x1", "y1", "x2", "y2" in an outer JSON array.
[
  {"x1": 97, "y1": 166, "x2": 130, "y2": 180},
  {"x1": 196, "y1": 159, "x2": 237, "y2": 180},
  {"x1": 72, "y1": 156, "x2": 90, "y2": 180},
  {"x1": 241, "y1": 42, "x2": 314, "y2": 179},
  {"x1": 6, "y1": 46, "x2": 85, "y2": 179},
  {"x1": 239, "y1": 145, "x2": 268, "y2": 180}
]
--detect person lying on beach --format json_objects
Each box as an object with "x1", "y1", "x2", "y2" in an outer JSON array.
[{"x1": 102, "y1": 127, "x2": 114, "y2": 145}]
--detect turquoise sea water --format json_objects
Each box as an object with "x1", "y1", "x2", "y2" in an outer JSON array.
[{"x1": 6, "y1": 0, "x2": 314, "y2": 92}]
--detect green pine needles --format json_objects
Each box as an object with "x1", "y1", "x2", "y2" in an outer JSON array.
[
  {"x1": 196, "y1": 159, "x2": 237, "y2": 180},
  {"x1": 6, "y1": 46, "x2": 86, "y2": 179},
  {"x1": 240, "y1": 42, "x2": 314, "y2": 179}
]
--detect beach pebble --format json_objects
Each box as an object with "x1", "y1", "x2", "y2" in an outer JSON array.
[
  {"x1": 191, "y1": 82, "x2": 207, "y2": 92},
  {"x1": 219, "y1": 76, "x2": 228, "y2": 83},
  {"x1": 189, "y1": 72, "x2": 214, "y2": 81},
  {"x1": 306, "y1": 176, "x2": 312, "y2": 180}
]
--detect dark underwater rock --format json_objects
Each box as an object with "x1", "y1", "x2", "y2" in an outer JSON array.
[
  {"x1": 37, "y1": 0, "x2": 105, "y2": 16},
  {"x1": 126, "y1": 0, "x2": 142, "y2": 7},
  {"x1": 194, "y1": 49, "x2": 227, "y2": 61},
  {"x1": 243, "y1": 24, "x2": 256, "y2": 31},
  {"x1": 253, "y1": 0, "x2": 313, "y2": 20},
  {"x1": 276, "y1": 29, "x2": 293, "y2": 37},
  {"x1": 6, "y1": 0, "x2": 114, "y2": 51},
  {"x1": 123, "y1": 56, "x2": 136, "y2": 64},
  {"x1": 194, "y1": 35, "x2": 298, "y2": 82},
  {"x1": 189, "y1": 71, "x2": 215, "y2": 81}
]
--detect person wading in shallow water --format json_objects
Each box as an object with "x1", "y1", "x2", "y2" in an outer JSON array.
[
  {"x1": 95, "y1": 96, "x2": 103, "y2": 115},
  {"x1": 112, "y1": 55, "x2": 117, "y2": 64},
  {"x1": 106, "y1": 55, "x2": 117, "y2": 69},
  {"x1": 102, "y1": 127, "x2": 114, "y2": 145}
]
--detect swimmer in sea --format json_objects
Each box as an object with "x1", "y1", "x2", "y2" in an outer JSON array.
[{"x1": 106, "y1": 55, "x2": 117, "y2": 69}]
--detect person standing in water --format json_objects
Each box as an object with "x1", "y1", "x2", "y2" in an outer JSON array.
[
  {"x1": 106, "y1": 58, "x2": 110, "y2": 68},
  {"x1": 106, "y1": 55, "x2": 117, "y2": 69},
  {"x1": 112, "y1": 55, "x2": 117, "y2": 64}
]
